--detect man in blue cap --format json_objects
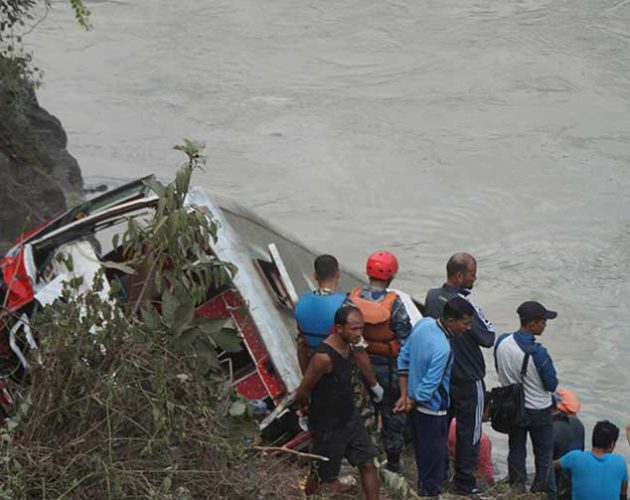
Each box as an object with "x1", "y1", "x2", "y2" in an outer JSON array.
[{"x1": 495, "y1": 300, "x2": 559, "y2": 499}]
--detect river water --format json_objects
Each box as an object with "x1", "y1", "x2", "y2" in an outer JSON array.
[{"x1": 27, "y1": 0, "x2": 630, "y2": 469}]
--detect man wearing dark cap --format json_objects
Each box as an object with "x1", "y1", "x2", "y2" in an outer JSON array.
[{"x1": 495, "y1": 301, "x2": 559, "y2": 499}]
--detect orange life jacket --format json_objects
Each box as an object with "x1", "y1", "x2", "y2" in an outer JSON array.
[{"x1": 349, "y1": 287, "x2": 399, "y2": 357}]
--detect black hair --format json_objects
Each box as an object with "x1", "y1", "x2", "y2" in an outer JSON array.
[
  {"x1": 442, "y1": 296, "x2": 475, "y2": 320},
  {"x1": 314, "y1": 254, "x2": 339, "y2": 281},
  {"x1": 520, "y1": 317, "x2": 543, "y2": 327},
  {"x1": 446, "y1": 253, "x2": 476, "y2": 278},
  {"x1": 334, "y1": 304, "x2": 362, "y2": 326},
  {"x1": 592, "y1": 420, "x2": 619, "y2": 449}
]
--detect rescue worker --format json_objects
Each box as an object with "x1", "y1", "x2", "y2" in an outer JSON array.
[
  {"x1": 349, "y1": 250, "x2": 411, "y2": 473},
  {"x1": 296, "y1": 305, "x2": 380, "y2": 499},
  {"x1": 553, "y1": 388, "x2": 585, "y2": 499},
  {"x1": 294, "y1": 254, "x2": 383, "y2": 401},
  {"x1": 424, "y1": 252, "x2": 495, "y2": 494}
]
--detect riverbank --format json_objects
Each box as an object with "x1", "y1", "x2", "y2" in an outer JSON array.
[{"x1": 0, "y1": 83, "x2": 83, "y2": 252}]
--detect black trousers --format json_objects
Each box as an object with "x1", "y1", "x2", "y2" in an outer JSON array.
[
  {"x1": 410, "y1": 410, "x2": 449, "y2": 496},
  {"x1": 448, "y1": 379, "x2": 485, "y2": 491}
]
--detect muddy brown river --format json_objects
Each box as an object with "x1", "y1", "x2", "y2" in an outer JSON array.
[{"x1": 27, "y1": 0, "x2": 630, "y2": 473}]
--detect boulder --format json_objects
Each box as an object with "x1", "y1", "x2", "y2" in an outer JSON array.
[{"x1": 0, "y1": 91, "x2": 83, "y2": 252}]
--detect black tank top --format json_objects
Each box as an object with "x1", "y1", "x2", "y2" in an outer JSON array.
[{"x1": 309, "y1": 342, "x2": 354, "y2": 430}]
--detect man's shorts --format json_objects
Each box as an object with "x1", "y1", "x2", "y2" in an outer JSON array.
[{"x1": 310, "y1": 411, "x2": 378, "y2": 483}]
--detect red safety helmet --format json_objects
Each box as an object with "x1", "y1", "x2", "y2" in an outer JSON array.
[{"x1": 366, "y1": 251, "x2": 399, "y2": 281}]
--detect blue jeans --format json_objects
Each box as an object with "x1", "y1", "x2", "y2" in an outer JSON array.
[{"x1": 508, "y1": 407, "x2": 557, "y2": 499}]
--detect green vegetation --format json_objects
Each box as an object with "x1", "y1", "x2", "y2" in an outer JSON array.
[
  {"x1": 0, "y1": 0, "x2": 90, "y2": 161},
  {"x1": 0, "y1": 144, "x2": 296, "y2": 499}
]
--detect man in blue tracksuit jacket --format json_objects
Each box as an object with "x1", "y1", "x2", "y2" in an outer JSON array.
[{"x1": 395, "y1": 297, "x2": 476, "y2": 497}]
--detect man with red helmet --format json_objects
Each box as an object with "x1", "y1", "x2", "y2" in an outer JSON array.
[{"x1": 349, "y1": 250, "x2": 412, "y2": 473}]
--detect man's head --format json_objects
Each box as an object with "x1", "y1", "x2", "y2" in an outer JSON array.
[
  {"x1": 592, "y1": 420, "x2": 620, "y2": 452},
  {"x1": 446, "y1": 253, "x2": 477, "y2": 290},
  {"x1": 313, "y1": 254, "x2": 340, "y2": 287},
  {"x1": 365, "y1": 251, "x2": 399, "y2": 286},
  {"x1": 334, "y1": 305, "x2": 364, "y2": 345},
  {"x1": 442, "y1": 296, "x2": 475, "y2": 335},
  {"x1": 517, "y1": 301, "x2": 557, "y2": 336},
  {"x1": 555, "y1": 388, "x2": 581, "y2": 416}
]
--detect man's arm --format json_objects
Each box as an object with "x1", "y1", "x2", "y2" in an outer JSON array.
[
  {"x1": 394, "y1": 340, "x2": 412, "y2": 412},
  {"x1": 397, "y1": 335, "x2": 411, "y2": 373},
  {"x1": 467, "y1": 298, "x2": 495, "y2": 347},
  {"x1": 533, "y1": 346, "x2": 559, "y2": 392},
  {"x1": 354, "y1": 348, "x2": 377, "y2": 387},
  {"x1": 415, "y1": 348, "x2": 449, "y2": 403},
  {"x1": 394, "y1": 373, "x2": 413, "y2": 412},
  {"x1": 555, "y1": 450, "x2": 575, "y2": 473},
  {"x1": 391, "y1": 297, "x2": 412, "y2": 346},
  {"x1": 296, "y1": 335, "x2": 311, "y2": 375},
  {"x1": 295, "y1": 352, "x2": 332, "y2": 410}
]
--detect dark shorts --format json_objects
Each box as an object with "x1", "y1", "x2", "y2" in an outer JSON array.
[{"x1": 310, "y1": 411, "x2": 378, "y2": 483}]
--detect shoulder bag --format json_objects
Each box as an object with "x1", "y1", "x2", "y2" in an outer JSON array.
[{"x1": 489, "y1": 352, "x2": 531, "y2": 434}]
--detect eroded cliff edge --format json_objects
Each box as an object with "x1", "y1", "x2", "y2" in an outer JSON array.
[{"x1": 0, "y1": 89, "x2": 83, "y2": 252}]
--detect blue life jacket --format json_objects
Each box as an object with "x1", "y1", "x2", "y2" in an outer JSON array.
[{"x1": 295, "y1": 292, "x2": 347, "y2": 349}]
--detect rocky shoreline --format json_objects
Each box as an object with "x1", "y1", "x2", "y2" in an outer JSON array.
[{"x1": 0, "y1": 90, "x2": 83, "y2": 252}]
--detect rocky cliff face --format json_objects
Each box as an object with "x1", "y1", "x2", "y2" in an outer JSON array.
[{"x1": 0, "y1": 91, "x2": 83, "y2": 252}]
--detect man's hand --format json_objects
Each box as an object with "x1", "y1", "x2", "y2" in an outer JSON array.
[
  {"x1": 393, "y1": 395, "x2": 414, "y2": 413},
  {"x1": 369, "y1": 383, "x2": 384, "y2": 404}
]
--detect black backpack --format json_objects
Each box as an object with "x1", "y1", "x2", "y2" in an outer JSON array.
[{"x1": 489, "y1": 353, "x2": 531, "y2": 434}]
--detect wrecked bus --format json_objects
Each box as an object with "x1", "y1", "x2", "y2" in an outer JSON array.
[{"x1": 0, "y1": 177, "x2": 422, "y2": 448}]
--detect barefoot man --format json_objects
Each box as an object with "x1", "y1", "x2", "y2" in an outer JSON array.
[{"x1": 296, "y1": 305, "x2": 379, "y2": 499}]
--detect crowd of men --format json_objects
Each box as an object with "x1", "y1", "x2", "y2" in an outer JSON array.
[{"x1": 293, "y1": 251, "x2": 628, "y2": 499}]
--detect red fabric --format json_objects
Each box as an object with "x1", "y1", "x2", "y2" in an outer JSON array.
[
  {"x1": 1, "y1": 250, "x2": 34, "y2": 311},
  {"x1": 448, "y1": 419, "x2": 494, "y2": 485}
]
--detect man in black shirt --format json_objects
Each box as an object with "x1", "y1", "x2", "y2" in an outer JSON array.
[
  {"x1": 296, "y1": 306, "x2": 379, "y2": 499},
  {"x1": 425, "y1": 252, "x2": 495, "y2": 494}
]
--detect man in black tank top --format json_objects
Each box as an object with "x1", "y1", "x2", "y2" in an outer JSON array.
[{"x1": 296, "y1": 305, "x2": 379, "y2": 499}]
